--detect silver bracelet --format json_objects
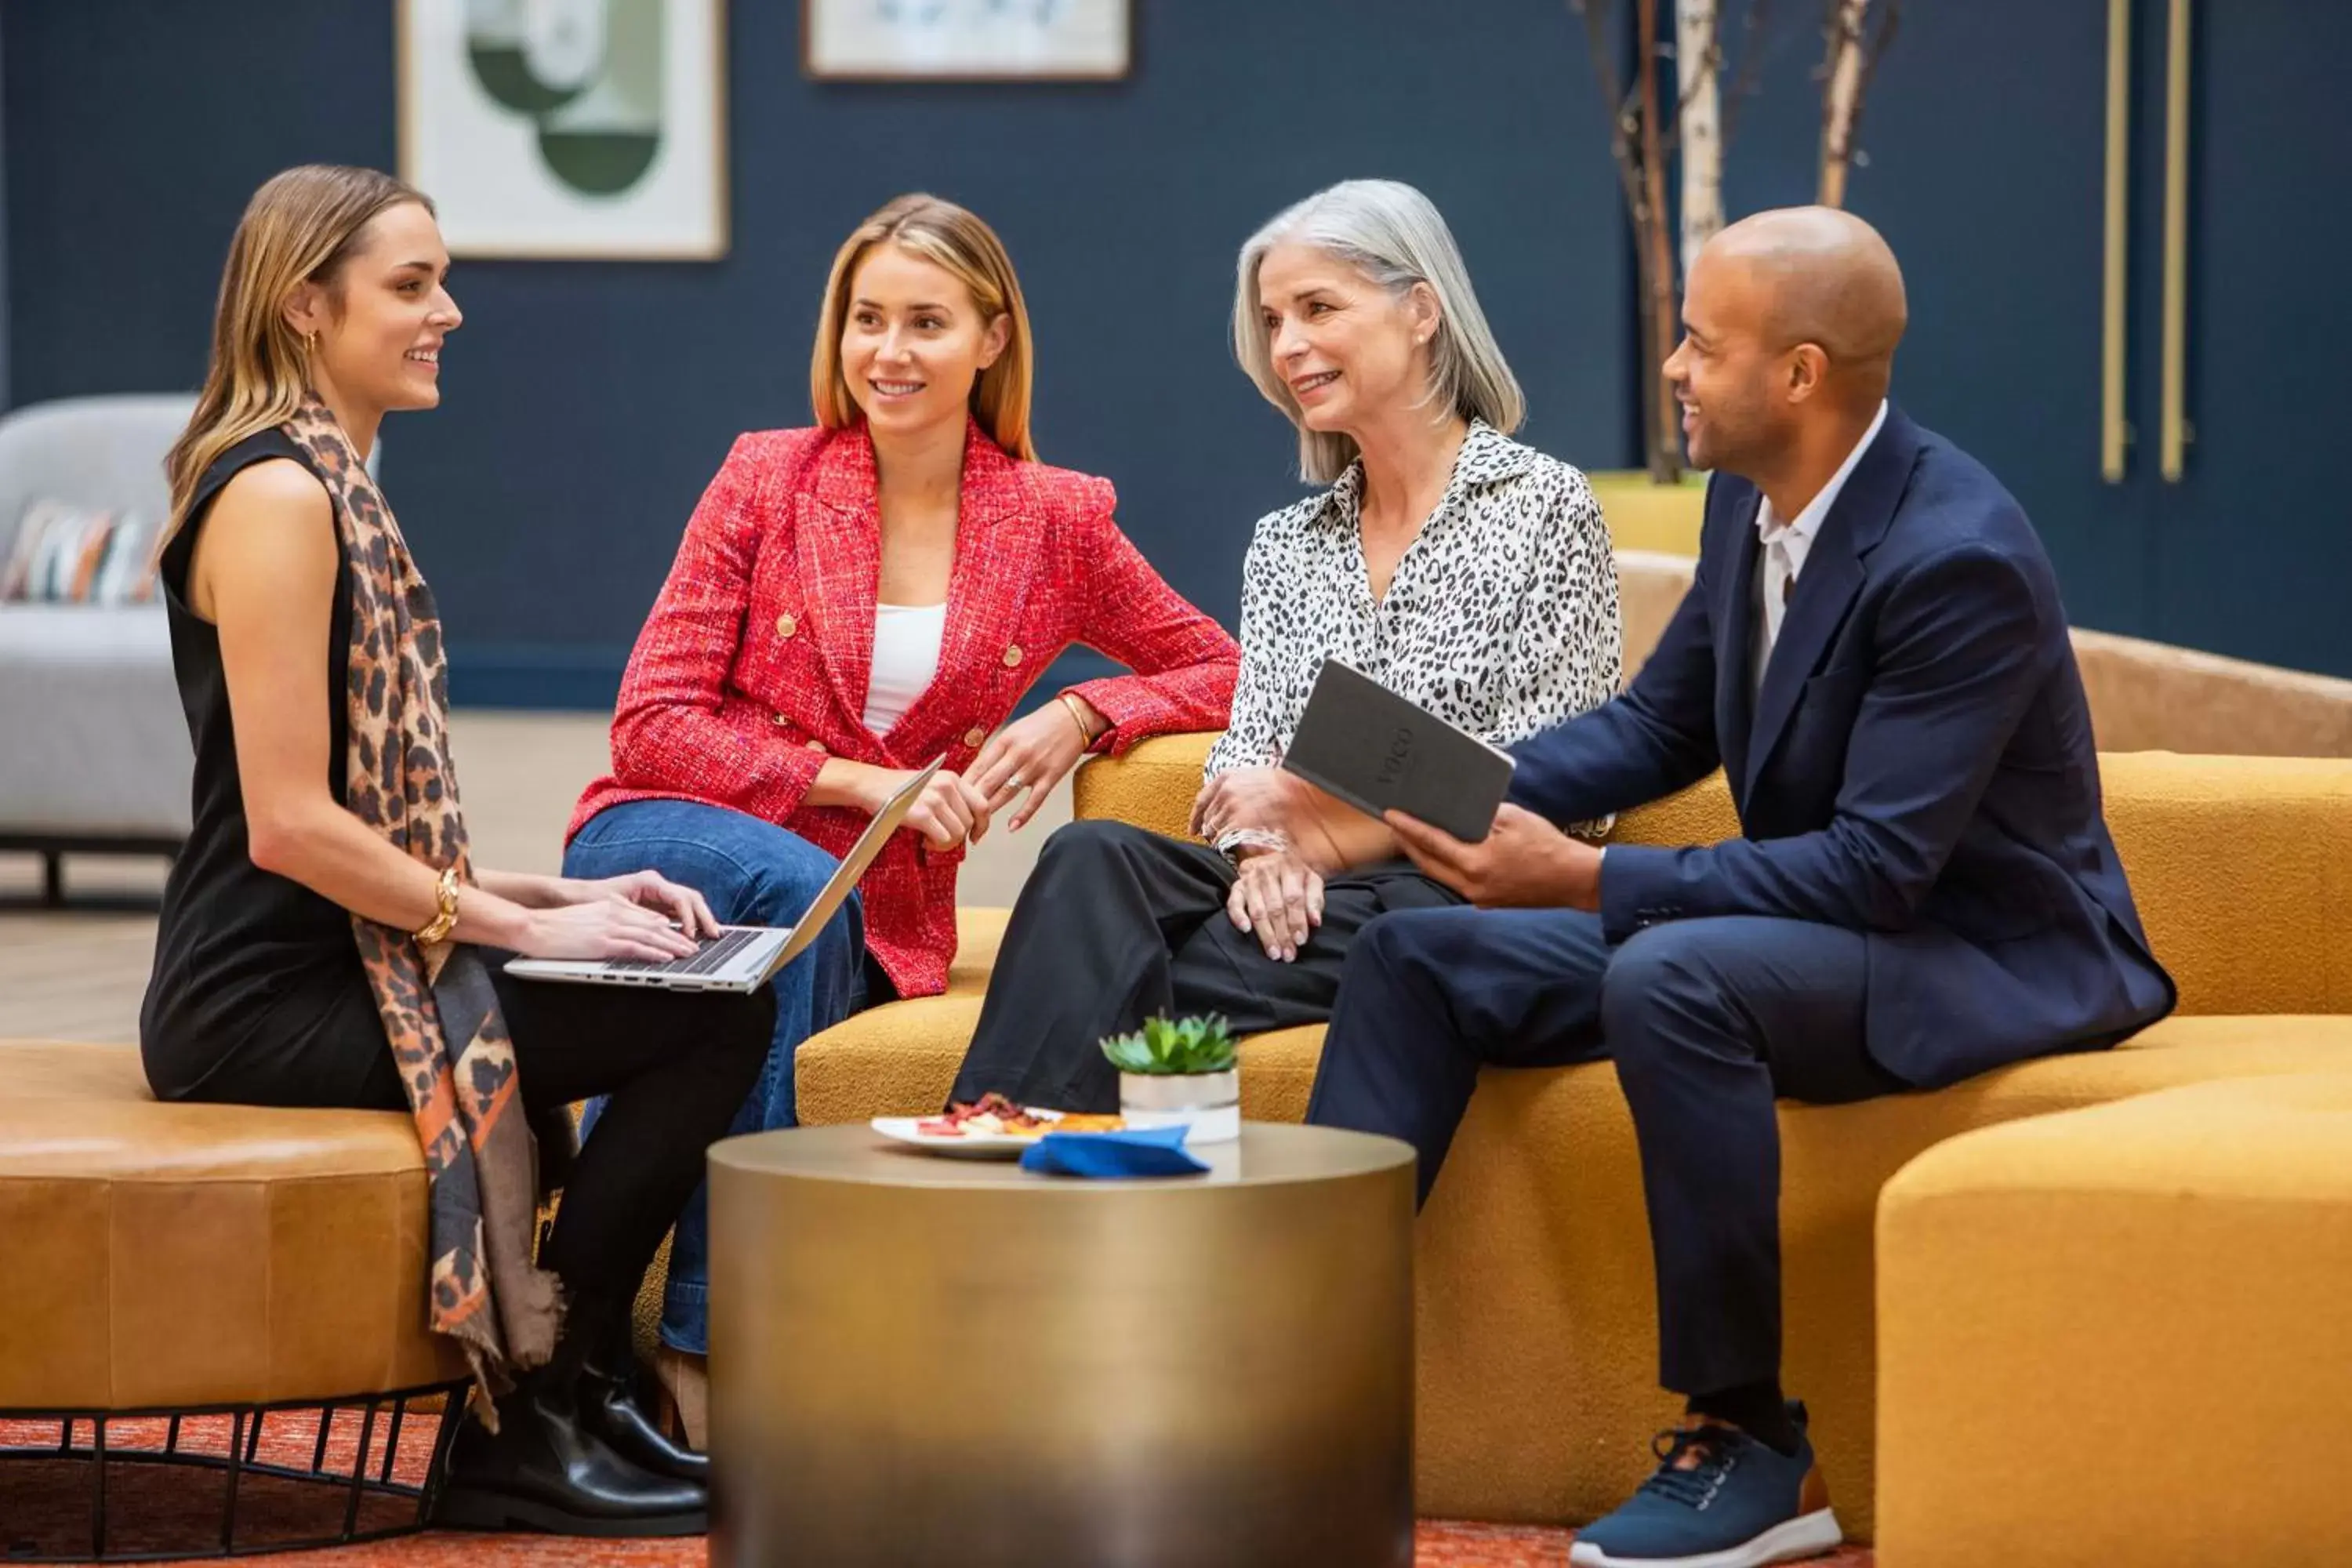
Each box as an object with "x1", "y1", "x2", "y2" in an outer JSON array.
[{"x1": 1214, "y1": 826, "x2": 1290, "y2": 861}]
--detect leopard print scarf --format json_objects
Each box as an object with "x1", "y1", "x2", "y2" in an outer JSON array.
[{"x1": 283, "y1": 398, "x2": 561, "y2": 1407}]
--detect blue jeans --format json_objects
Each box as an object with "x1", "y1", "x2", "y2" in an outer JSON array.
[{"x1": 564, "y1": 799, "x2": 878, "y2": 1353}]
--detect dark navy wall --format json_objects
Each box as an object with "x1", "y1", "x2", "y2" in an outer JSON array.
[
  {"x1": 13, "y1": 1, "x2": 2350, "y2": 688},
  {"x1": 2, "y1": 0, "x2": 1633, "y2": 706},
  {"x1": 1710, "y1": 0, "x2": 2151, "y2": 639},
  {"x1": 1708, "y1": 0, "x2": 2352, "y2": 674}
]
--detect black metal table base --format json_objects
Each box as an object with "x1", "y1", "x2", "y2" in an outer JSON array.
[{"x1": 0, "y1": 1380, "x2": 467, "y2": 1563}]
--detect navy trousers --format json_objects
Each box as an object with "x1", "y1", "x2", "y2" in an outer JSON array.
[{"x1": 1305, "y1": 906, "x2": 1903, "y2": 1397}]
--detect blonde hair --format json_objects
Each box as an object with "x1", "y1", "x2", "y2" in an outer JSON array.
[
  {"x1": 1234, "y1": 179, "x2": 1526, "y2": 485},
  {"x1": 162, "y1": 165, "x2": 431, "y2": 543},
  {"x1": 810, "y1": 194, "x2": 1036, "y2": 461}
]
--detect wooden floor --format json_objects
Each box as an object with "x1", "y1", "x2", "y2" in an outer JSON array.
[{"x1": 0, "y1": 710, "x2": 1066, "y2": 1045}]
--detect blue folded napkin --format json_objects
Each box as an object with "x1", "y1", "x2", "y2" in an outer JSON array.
[{"x1": 1018, "y1": 1123, "x2": 1210, "y2": 1178}]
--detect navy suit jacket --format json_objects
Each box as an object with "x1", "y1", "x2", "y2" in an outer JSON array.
[{"x1": 1508, "y1": 407, "x2": 2176, "y2": 1087}]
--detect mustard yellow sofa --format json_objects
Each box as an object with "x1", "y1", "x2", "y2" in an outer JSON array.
[
  {"x1": 795, "y1": 739, "x2": 2352, "y2": 1539},
  {"x1": 1875, "y1": 1073, "x2": 2352, "y2": 1566}
]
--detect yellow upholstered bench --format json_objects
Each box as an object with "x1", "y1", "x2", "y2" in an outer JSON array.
[
  {"x1": 795, "y1": 739, "x2": 2352, "y2": 1537},
  {"x1": 789, "y1": 906, "x2": 1007, "y2": 1118},
  {"x1": 1875, "y1": 1073, "x2": 2352, "y2": 1566}
]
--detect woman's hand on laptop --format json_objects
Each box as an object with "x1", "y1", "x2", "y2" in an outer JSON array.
[
  {"x1": 575, "y1": 869, "x2": 723, "y2": 940},
  {"x1": 1226, "y1": 847, "x2": 1324, "y2": 963},
  {"x1": 512, "y1": 897, "x2": 702, "y2": 964}
]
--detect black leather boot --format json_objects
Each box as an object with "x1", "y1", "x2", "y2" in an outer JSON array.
[
  {"x1": 579, "y1": 1350, "x2": 710, "y2": 1483},
  {"x1": 432, "y1": 1363, "x2": 708, "y2": 1536}
]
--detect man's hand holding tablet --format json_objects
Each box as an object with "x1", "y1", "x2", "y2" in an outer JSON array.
[
  {"x1": 1384, "y1": 802, "x2": 1602, "y2": 911},
  {"x1": 1277, "y1": 658, "x2": 1602, "y2": 911}
]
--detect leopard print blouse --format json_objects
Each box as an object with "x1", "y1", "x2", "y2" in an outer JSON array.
[{"x1": 1204, "y1": 419, "x2": 1621, "y2": 783}]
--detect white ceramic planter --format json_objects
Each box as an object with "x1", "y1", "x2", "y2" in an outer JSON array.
[{"x1": 1118, "y1": 1067, "x2": 1240, "y2": 1145}]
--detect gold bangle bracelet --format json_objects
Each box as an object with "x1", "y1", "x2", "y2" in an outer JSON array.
[
  {"x1": 1059, "y1": 692, "x2": 1100, "y2": 748},
  {"x1": 414, "y1": 866, "x2": 460, "y2": 946}
]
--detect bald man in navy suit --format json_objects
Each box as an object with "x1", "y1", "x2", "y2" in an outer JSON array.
[{"x1": 1305, "y1": 209, "x2": 2175, "y2": 1568}]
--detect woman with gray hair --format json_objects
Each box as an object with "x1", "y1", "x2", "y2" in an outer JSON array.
[{"x1": 949, "y1": 178, "x2": 1621, "y2": 1112}]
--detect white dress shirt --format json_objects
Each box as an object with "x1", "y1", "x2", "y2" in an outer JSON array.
[{"x1": 1755, "y1": 399, "x2": 1889, "y2": 683}]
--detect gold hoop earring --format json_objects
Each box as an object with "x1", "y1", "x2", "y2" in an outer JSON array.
[{"x1": 299, "y1": 330, "x2": 319, "y2": 358}]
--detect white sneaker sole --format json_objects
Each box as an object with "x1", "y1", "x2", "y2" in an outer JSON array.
[{"x1": 1568, "y1": 1506, "x2": 1843, "y2": 1568}]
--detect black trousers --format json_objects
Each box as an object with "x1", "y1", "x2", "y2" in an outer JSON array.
[
  {"x1": 165, "y1": 952, "x2": 774, "y2": 1332},
  {"x1": 1305, "y1": 906, "x2": 1904, "y2": 1398},
  {"x1": 949, "y1": 818, "x2": 1461, "y2": 1113}
]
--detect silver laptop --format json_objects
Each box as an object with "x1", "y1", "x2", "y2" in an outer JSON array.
[{"x1": 504, "y1": 760, "x2": 941, "y2": 995}]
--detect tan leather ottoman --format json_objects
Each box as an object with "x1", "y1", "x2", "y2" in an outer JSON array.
[{"x1": 0, "y1": 1039, "x2": 466, "y2": 1559}]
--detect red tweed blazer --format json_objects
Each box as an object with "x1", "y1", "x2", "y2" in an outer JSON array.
[{"x1": 568, "y1": 420, "x2": 1240, "y2": 997}]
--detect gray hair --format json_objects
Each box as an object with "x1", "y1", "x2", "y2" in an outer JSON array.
[{"x1": 1232, "y1": 179, "x2": 1526, "y2": 485}]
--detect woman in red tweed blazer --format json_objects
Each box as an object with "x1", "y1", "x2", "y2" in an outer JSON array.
[{"x1": 561, "y1": 195, "x2": 1237, "y2": 1399}]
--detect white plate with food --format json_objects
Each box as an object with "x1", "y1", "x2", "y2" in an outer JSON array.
[{"x1": 870, "y1": 1094, "x2": 1125, "y2": 1160}]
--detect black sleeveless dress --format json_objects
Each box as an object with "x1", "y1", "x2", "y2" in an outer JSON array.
[
  {"x1": 133, "y1": 430, "x2": 784, "y2": 1327},
  {"x1": 139, "y1": 430, "x2": 400, "y2": 1109}
]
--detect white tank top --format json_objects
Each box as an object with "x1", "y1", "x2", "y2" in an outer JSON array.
[{"x1": 862, "y1": 602, "x2": 948, "y2": 736}]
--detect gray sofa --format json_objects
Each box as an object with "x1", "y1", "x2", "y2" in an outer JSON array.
[{"x1": 0, "y1": 394, "x2": 197, "y2": 903}]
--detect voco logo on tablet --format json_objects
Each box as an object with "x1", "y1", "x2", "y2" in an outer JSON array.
[{"x1": 1377, "y1": 727, "x2": 1414, "y2": 786}]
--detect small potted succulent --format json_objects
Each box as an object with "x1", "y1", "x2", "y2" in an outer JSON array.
[{"x1": 1099, "y1": 1014, "x2": 1241, "y2": 1145}]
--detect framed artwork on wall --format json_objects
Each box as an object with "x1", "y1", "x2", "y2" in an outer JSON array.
[
  {"x1": 804, "y1": 0, "x2": 1133, "y2": 82},
  {"x1": 397, "y1": 0, "x2": 728, "y2": 260}
]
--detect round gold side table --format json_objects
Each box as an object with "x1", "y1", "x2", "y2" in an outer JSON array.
[{"x1": 708, "y1": 1123, "x2": 1416, "y2": 1568}]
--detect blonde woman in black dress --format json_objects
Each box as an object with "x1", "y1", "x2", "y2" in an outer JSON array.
[{"x1": 142, "y1": 165, "x2": 760, "y2": 1537}]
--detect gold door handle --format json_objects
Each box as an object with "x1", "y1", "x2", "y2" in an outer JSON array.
[
  {"x1": 2101, "y1": 0, "x2": 2131, "y2": 483},
  {"x1": 2160, "y1": 0, "x2": 2193, "y2": 481}
]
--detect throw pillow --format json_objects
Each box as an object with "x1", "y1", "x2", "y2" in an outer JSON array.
[{"x1": 0, "y1": 501, "x2": 156, "y2": 605}]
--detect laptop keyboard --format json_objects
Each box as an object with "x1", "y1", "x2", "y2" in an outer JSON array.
[{"x1": 601, "y1": 927, "x2": 764, "y2": 976}]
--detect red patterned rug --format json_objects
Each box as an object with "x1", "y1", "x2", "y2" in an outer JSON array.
[{"x1": 2, "y1": 1413, "x2": 1875, "y2": 1566}]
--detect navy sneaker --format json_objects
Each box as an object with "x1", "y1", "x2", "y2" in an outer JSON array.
[{"x1": 1567, "y1": 1403, "x2": 1841, "y2": 1568}]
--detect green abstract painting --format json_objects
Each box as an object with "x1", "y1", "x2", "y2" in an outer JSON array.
[{"x1": 401, "y1": 0, "x2": 726, "y2": 258}]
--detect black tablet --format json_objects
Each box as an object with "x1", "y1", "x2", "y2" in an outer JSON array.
[{"x1": 1279, "y1": 659, "x2": 1516, "y2": 843}]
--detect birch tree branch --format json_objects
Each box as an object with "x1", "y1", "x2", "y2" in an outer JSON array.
[
  {"x1": 1818, "y1": 0, "x2": 1870, "y2": 208},
  {"x1": 1635, "y1": 0, "x2": 1682, "y2": 479},
  {"x1": 1566, "y1": 0, "x2": 1689, "y2": 480},
  {"x1": 1853, "y1": 0, "x2": 1902, "y2": 140},
  {"x1": 1676, "y1": 0, "x2": 1725, "y2": 277},
  {"x1": 1568, "y1": 0, "x2": 1652, "y2": 234}
]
